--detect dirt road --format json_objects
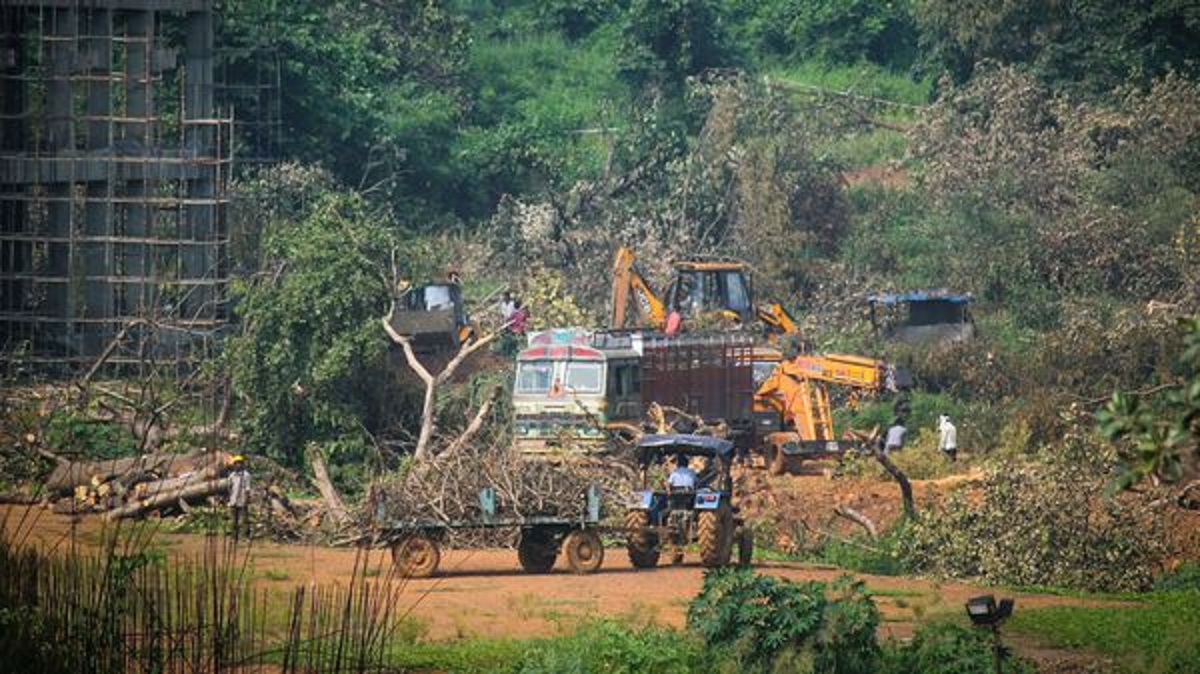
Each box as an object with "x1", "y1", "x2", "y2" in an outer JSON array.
[{"x1": 1, "y1": 503, "x2": 1126, "y2": 644}]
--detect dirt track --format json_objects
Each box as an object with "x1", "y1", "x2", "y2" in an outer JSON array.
[{"x1": 1, "y1": 503, "x2": 1128, "y2": 644}]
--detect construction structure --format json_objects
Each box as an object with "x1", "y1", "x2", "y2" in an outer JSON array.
[{"x1": 1, "y1": 0, "x2": 232, "y2": 374}]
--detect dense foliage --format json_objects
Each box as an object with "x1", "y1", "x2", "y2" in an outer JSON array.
[{"x1": 687, "y1": 568, "x2": 880, "y2": 672}]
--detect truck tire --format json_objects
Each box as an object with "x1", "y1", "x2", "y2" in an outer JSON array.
[
  {"x1": 518, "y1": 528, "x2": 559, "y2": 573},
  {"x1": 698, "y1": 505, "x2": 733, "y2": 568},
  {"x1": 391, "y1": 534, "x2": 441, "y2": 578},
  {"x1": 563, "y1": 529, "x2": 604, "y2": 574},
  {"x1": 768, "y1": 443, "x2": 788, "y2": 476},
  {"x1": 625, "y1": 510, "x2": 660, "y2": 569}
]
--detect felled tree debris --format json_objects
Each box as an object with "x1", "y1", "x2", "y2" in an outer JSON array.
[{"x1": 368, "y1": 444, "x2": 632, "y2": 548}]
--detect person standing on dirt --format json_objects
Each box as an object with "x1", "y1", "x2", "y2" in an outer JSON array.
[
  {"x1": 883, "y1": 418, "x2": 908, "y2": 455},
  {"x1": 938, "y1": 414, "x2": 958, "y2": 462},
  {"x1": 228, "y1": 455, "x2": 251, "y2": 541}
]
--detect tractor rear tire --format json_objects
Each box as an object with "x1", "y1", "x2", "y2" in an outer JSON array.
[
  {"x1": 391, "y1": 534, "x2": 441, "y2": 578},
  {"x1": 625, "y1": 510, "x2": 660, "y2": 569},
  {"x1": 518, "y1": 528, "x2": 559, "y2": 574},
  {"x1": 698, "y1": 505, "x2": 734, "y2": 568},
  {"x1": 563, "y1": 530, "x2": 604, "y2": 574}
]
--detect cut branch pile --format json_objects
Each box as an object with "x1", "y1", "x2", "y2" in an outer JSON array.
[{"x1": 368, "y1": 444, "x2": 633, "y2": 548}]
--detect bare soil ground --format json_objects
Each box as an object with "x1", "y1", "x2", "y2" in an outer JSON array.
[{"x1": 1, "y1": 470, "x2": 1131, "y2": 658}]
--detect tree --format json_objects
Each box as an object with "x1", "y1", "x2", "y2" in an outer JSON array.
[
  {"x1": 225, "y1": 190, "x2": 395, "y2": 470},
  {"x1": 1098, "y1": 315, "x2": 1200, "y2": 491}
]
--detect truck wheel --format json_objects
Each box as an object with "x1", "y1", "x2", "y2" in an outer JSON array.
[
  {"x1": 768, "y1": 444, "x2": 788, "y2": 476},
  {"x1": 698, "y1": 506, "x2": 734, "y2": 567},
  {"x1": 518, "y1": 528, "x2": 559, "y2": 573},
  {"x1": 736, "y1": 527, "x2": 754, "y2": 567},
  {"x1": 625, "y1": 510, "x2": 660, "y2": 569},
  {"x1": 391, "y1": 534, "x2": 440, "y2": 578},
  {"x1": 563, "y1": 530, "x2": 604, "y2": 574}
]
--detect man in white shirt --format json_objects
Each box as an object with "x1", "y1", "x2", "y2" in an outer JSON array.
[
  {"x1": 883, "y1": 419, "x2": 907, "y2": 454},
  {"x1": 666, "y1": 454, "x2": 698, "y2": 491},
  {"x1": 938, "y1": 414, "x2": 958, "y2": 462}
]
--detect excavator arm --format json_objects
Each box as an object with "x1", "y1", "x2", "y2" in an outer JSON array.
[
  {"x1": 756, "y1": 301, "x2": 800, "y2": 335},
  {"x1": 754, "y1": 353, "x2": 895, "y2": 443},
  {"x1": 610, "y1": 246, "x2": 667, "y2": 330}
]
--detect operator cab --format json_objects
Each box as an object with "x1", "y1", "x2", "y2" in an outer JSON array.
[
  {"x1": 665, "y1": 260, "x2": 754, "y2": 325},
  {"x1": 387, "y1": 283, "x2": 471, "y2": 352},
  {"x1": 867, "y1": 290, "x2": 975, "y2": 344}
]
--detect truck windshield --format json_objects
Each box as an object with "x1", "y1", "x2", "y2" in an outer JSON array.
[
  {"x1": 565, "y1": 362, "x2": 602, "y2": 393},
  {"x1": 516, "y1": 361, "x2": 554, "y2": 393}
]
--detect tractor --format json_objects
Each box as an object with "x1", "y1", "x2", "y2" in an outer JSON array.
[{"x1": 624, "y1": 434, "x2": 753, "y2": 568}]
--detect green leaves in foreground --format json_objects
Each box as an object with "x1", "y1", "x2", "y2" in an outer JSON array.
[
  {"x1": 1098, "y1": 315, "x2": 1200, "y2": 489},
  {"x1": 686, "y1": 568, "x2": 879, "y2": 672}
]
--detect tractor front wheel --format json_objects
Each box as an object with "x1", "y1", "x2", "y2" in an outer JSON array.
[
  {"x1": 698, "y1": 506, "x2": 734, "y2": 568},
  {"x1": 625, "y1": 510, "x2": 660, "y2": 569},
  {"x1": 391, "y1": 534, "x2": 441, "y2": 578},
  {"x1": 518, "y1": 528, "x2": 559, "y2": 574},
  {"x1": 563, "y1": 529, "x2": 604, "y2": 574}
]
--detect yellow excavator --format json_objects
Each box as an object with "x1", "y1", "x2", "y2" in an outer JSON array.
[
  {"x1": 608, "y1": 246, "x2": 800, "y2": 337},
  {"x1": 754, "y1": 352, "x2": 909, "y2": 475}
]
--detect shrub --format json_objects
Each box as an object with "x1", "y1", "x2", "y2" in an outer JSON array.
[
  {"x1": 687, "y1": 568, "x2": 880, "y2": 673},
  {"x1": 880, "y1": 621, "x2": 1035, "y2": 674},
  {"x1": 903, "y1": 432, "x2": 1167, "y2": 592},
  {"x1": 509, "y1": 621, "x2": 703, "y2": 674},
  {"x1": 1155, "y1": 562, "x2": 1200, "y2": 593}
]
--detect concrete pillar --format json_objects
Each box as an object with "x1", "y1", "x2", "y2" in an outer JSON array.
[
  {"x1": 46, "y1": 7, "x2": 78, "y2": 357},
  {"x1": 123, "y1": 9, "x2": 154, "y2": 316},
  {"x1": 183, "y1": 8, "x2": 214, "y2": 322},
  {"x1": 83, "y1": 8, "x2": 114, "y2": 353}
]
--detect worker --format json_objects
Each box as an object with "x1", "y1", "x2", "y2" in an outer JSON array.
[
  {"x1": 666, "y1": 454, "x2": 697, "y2": 491},
  {"x1": 883, "y1": 418, "x2": 907, "y2": 454},
  {"x1": 228, "y1": 455, "x2": 251, "y2": 541},
  {"x1": 499, "y1": 291, "x2": 516, "y2": 322},
  {"x1": 510, "y1": 300, "x2": 529, "y2": 336},
  {"x1": 938, "y1": 414, "x2": 958, "y2": 462}
]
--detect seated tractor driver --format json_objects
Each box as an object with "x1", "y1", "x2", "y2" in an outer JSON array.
[{"x1": 666, "y1": 454, "x2": 698, "y2": 492}]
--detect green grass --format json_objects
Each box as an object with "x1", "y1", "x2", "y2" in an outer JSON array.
[
  {"x1": 261, "y1": 568, "x2": 290, "y2": 582},
  {"x1": 1008, "y1": 591, "x2": 1200, "y2": 673}
]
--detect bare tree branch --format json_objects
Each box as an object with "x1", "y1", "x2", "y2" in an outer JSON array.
[{"x1": 441, "y1": 387, "x2": 500, "y2": 459}]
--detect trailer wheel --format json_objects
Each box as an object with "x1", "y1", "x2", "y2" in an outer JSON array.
[
  {"x1": 736, "y1": 527, "x2": 754, "y2": 567},
  {"x1": 698, "y1": 505, "x2": 734, "y2": 568},
  {"x1": 391, "y1": 534, "x2": 440, "y2": 578},
  {"x1": 625, "y1": 510, "x2": 660, "y2": 569},
  {"x1": 517, "y1": 528, "x2": 559, "y2": 573},
  {"x1": 563, "y1": 530, "x2": 604, "y2": 574}
]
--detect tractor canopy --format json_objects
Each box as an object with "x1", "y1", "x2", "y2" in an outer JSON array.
[{"x1": 634, "y1": 434, "x2": 734, "y2": 465}]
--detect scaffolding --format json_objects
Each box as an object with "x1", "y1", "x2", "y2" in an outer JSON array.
[{"x1": 1, "y1": 0, "x2": 231, "y2": 375}]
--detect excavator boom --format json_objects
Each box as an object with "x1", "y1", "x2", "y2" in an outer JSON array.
[{"x1": 610, "y1": 246, "x2": 668, "y2": 330}]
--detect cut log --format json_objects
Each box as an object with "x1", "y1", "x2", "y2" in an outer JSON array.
[
  {"x1": 45, "y1": 449, "x2": 225, "y2": 494},
  {"x1": 874, "y1": 449, "x2": 916, "y2": 519},
  {"x1": 132, "y1": 460, "x2": 226, "y2": 500},
  {"x1": 834, "y1": 505, "x2": 878, "y2": 538},
  {"x1": 105, "y1": 476, "x2": 232, "y2": 521}
]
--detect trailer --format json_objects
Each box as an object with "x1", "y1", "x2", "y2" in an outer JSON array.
[{"x1": 376, "y1": 485, "x2": 606, "y2": 577}]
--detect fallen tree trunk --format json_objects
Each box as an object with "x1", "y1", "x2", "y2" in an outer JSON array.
[
  {"x1": 309, "y1": 451, "x2": 350, "y2": 526},
  {"x1": 874, "y1": 449, "x2": 916, "y2": 519},
  {"x1": 132, "y1": 460, "x2": 226, "y2": 500},
  {"x1": 834, "y1": 505, "x2": 878, "y2": 538},
  {"x1": 105, "y1": 476, "x2": 231, "y2": 521},
  {"x1": 45, "y1": 449, "x2": 220, "y2": 494}
]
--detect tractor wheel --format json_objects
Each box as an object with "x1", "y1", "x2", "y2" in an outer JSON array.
[
  {"x1": 563, "y1": 530, "x2": 604, "y2": 574},
  {"x1": 625, "y1": 510, "x2": 660, "y2": 569},
  {"x1": 736, "y1": 527, "x2": 754, "y2": 567},
  {"x1": 391, "y1": 534, "x2": 441, "y2": 578},
  {"x1": 517, "y1": 528, "x2": 559, "y2": 573},
  {"x1": 698, "y1": 506, "x2": 734, "y2": 568},
  {"x1": 767, "y1": 443, "x2": 788, "y2": 476}
]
